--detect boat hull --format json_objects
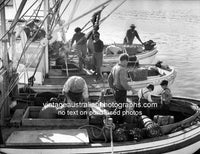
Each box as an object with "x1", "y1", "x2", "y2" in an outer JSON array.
[
  {"x1": 103, "y1": 46, "x2": 158, "y2": 65},
  {"x1": 1, "y1": 122, "x2": 200, "y2": 154},
  {"x1": 1, "y1": 97, "x2": 200, "y2": 154}
]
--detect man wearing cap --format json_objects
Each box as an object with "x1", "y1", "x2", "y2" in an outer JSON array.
[
  {"x1": 71, "y1": 27, "x2": 87, "y2": 71},
  {"x1": 123, "y1": 24, "x2": 143, "y2": 45},
  {"x1": 108, "y1": 53, "x2": 137, "y2": 124}
]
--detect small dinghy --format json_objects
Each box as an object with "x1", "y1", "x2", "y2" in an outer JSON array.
[{"x1": 104, "y1": 42, "x2": 158, "y2": 64}]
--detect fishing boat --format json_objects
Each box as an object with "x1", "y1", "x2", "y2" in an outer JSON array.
[
  {"x1": 1, "y1": 0, "x2": 199, "y2": 154},
  {"x1": 0, "y1": 94, "x2": 200, "y2": 154},
  {"x1": 16, "y1": 58, "x2": 176, "y2": 95}
]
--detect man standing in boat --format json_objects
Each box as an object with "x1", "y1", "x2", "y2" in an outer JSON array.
[
  {"x1": 159, "y1": 80, "x2": 172, "y2": 105},
  {"x1": 71, "y1": 27, "x2": 87, "y2": 72},
  {"x1": 123, "y1": 24, "x2": 144, "y2": 45},
  {"x1": 92, "y1": 32, "x2": 104, "y2": 80},
  {"x1": 108, "y1": 53, "x2": 137, "y2": 124}
]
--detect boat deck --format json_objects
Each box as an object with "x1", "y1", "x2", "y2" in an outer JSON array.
[
  {"x1": 6, "y1": 129, "x2": 89, "y2": 146},
  {"x1": 30, "y1": 67, "x2": 106, "y2": 94}
]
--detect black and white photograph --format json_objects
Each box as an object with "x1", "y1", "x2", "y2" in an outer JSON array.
[{"x1": 0, "y1": 0, "x2": 200, "y2": 153}]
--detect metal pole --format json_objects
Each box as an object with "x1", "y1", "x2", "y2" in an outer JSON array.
[
  {"x1": 0, "y1": 0, "x2": 10, "y2": 125},
  {"x1": 44, "y1": 0, "x2": 49, "y2": 75}
]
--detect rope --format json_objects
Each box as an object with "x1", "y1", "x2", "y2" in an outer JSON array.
[
  {"x1": 79, "y1": 125, "x2": 108, "y2": 143},
  {"x1": 53, "y1": 0, "x2": 72, "y2": 31},
  {"x1": 16, "y1": 13, "x2": 50, "y2": 70},
  {"x1": 0, "y1": 0, "x2": 11, "y2": 12},
  {"x1": 53, "y1": 0, "x2": 112, "y2": 33},
  {"x1": 82, "y1": 5, "x2": 107, "y2": 32},
  {"x1": 28, "y1": 45, "x2": 45, "y2": 86},
  {"x1": 83, "y1": 0, "x2": 127, "y2": 32},
  {"x1": 15, "y1": 0, "x2": 61, "y2": 69},
  {"x1": 65, "y1": 0, "x2": 81, "y2": 32},
  {"x1": 0, "y1": 0, "x2": 7, "y2": 8},
  {"x1": 0, "y1": 43, "x2": 43, "y2": 111},
  {"x1": 81, "y1": 20, "x2": 91, "y2": 32},
  {"x1": 49, "y1": 0, "x2": 64, "y2": 32},
  {"x1": 0, "y1": 0, "x2": 38, "y2": 41},
  {"x1": 33, "y1": 0, "x2": 43, "y2": 21}
]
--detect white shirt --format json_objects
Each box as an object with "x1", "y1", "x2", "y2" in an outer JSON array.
[{"x1": 138, "y1": 87, "x2": 153, "y2": 102}]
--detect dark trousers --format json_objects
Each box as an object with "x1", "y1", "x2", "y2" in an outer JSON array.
[{"x1": 112, "y1": 89, "x2": 127, "y2": 124}]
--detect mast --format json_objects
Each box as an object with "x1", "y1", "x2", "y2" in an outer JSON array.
[
  {"x1": 44, "y1": 0, "x2": 49, "y2": 75},
  {"x1": 0, "y1": 0, "x2": 10, "y2": 125}
]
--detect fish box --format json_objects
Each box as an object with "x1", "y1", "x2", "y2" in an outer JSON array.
[
  {"x1": 153, "y1": 115, "x2": 174, "y2": 126},
  {"x1": 22, "y1": 106, "x2": 89, "y2": 127}
]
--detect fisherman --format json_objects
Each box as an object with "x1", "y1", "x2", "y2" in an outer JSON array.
[
  {"x1": 137, "y1": 84, "x2": 154, "y2": 116},
  {"x1": 71, "y1": 27, "x2": 87, "y2": 71},
  {"x1": 92, "y1": 32, "x2": 104, "y2": 80},
  {"x1": 39, "y1": 76, "x2": 88, "y2": 119},
  {"x1": 123, "y1": 24, "x2": 144, "y2": 45},
  {"x1": 62, "y1": 76, "x2": 89, "y2": 118},
  {"x1": 87, "y1": 25, "x2": 99, "y2": 56},
  {"x1": 138, "y1": 84, "x2": 154, "y2": 103},
  {"x1": 108, "y1": 53, "x2": 137, "y2": 124},
  {"x1": 159, "y1": 80, "x2": 172, "y2": 105}
]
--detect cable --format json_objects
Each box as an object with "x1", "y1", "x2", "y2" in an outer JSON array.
[
  {"x1": 0, "y1": 0, "x2": 38, "y2": 41},
  {"x1": 0, "y1": 43, "x2": 43, "y2": 111},
  {"x1": 0, "y1": 0, "x2": 10, "y2": 12},
  {"x1": 79, "y1": 124, "x2": 108, "y2": 143},
  {"x1": 53, "y1": 0, "x2": 112, "y2": 33},
  {"x1": 55, "y1": 0, "x2": 72, "y2": 27},
  {"x1": 49, "y1": 0, "x2": 64, "y2": 32}
]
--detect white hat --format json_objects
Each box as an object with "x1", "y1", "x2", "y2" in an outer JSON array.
[{"x1": 68, "y1": 76, "x2": 85, "y2": 93}]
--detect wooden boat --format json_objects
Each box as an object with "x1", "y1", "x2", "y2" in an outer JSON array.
[
  {"x1": 17, "y1": 59, "x2": 176, "y2": 94},
  {"x1": 103, "y1": 43, "x2": 158, "y2": 64},
  {"x1": 1, "y1": 1, "x2": 198, "y2": 154},
  {"x1": 1, "y1": 95, "x2": 200, "y2": 154},
  {"x1": 71, "y1": 42, "x2": 158, "y2": 67}
]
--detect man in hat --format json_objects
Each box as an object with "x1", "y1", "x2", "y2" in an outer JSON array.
[
  {"x1": 62, "y1": 76, "x2": 88, "y2": 102},
  {"x1": 62, "y1": 76, "x2": 89, "y2": 118},
  {"x1": 71, "y1": 27, "x2": 87, "y2": 71},
  {"x1": 123, "y1": 24, "x2": 144, "y2": 45}
]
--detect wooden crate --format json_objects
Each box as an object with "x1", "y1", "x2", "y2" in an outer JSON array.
[{"x1": 22, "y1": 106, "x2": 89, "y2": 127}]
